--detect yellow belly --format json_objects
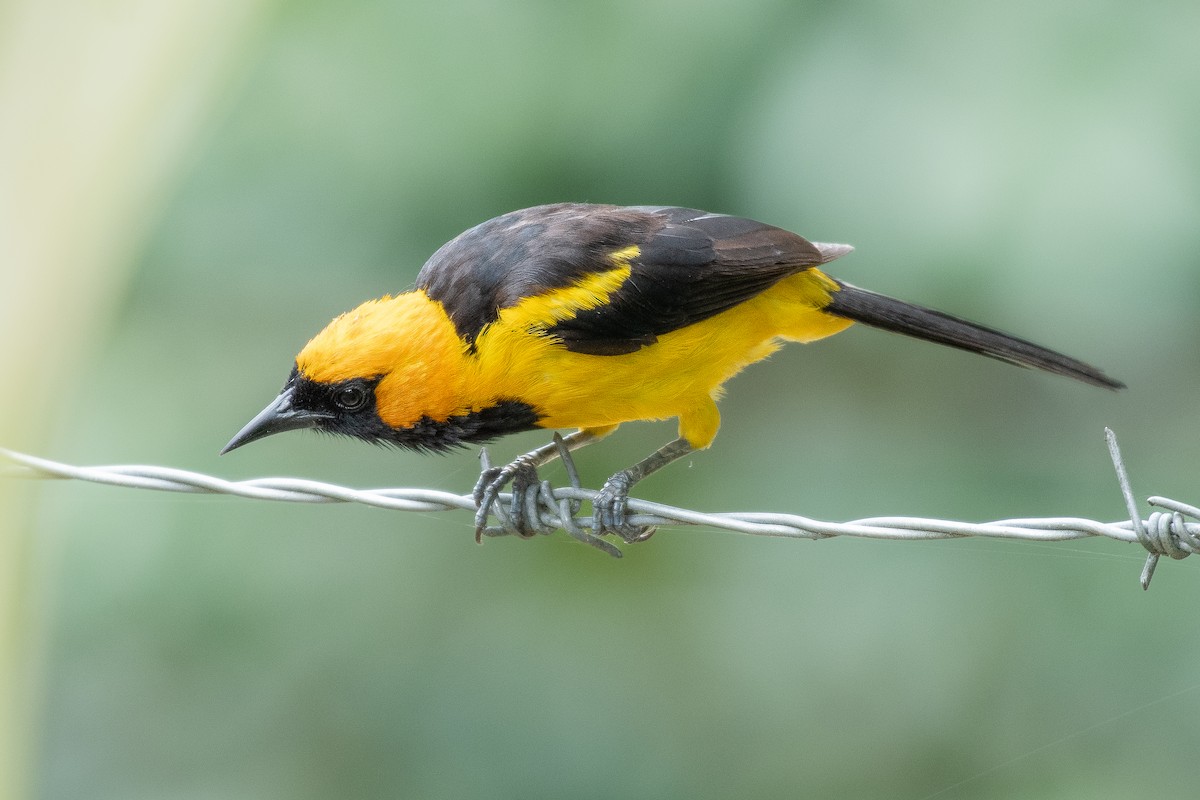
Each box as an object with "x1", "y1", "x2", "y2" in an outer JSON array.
[{"x1": 468, "y1": 268, "x2": 853, "y2": 447}]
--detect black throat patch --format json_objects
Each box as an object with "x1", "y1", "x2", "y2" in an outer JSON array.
[
  {"x1": 364, "y1": 400, "x2": 542, "y2": 453},
  {"x1": 289, "y1": 369, "x2": 540, "y2": 453}
]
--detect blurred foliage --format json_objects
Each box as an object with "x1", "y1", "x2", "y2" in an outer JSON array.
[{"x1": 13, "y1": 0, "x2": 1200, "y2": 798}]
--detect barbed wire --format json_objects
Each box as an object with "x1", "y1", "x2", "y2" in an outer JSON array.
[{"x1": 1, "y1": 428, "x2": 1196, "y2": 588}]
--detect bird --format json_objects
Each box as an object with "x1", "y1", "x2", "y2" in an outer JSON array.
[{"x1": 222, "y1": 203, "x2": 1123, "y2": 547}]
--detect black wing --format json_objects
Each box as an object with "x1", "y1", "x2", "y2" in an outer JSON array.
[{"x1": 417, "y1": 203, "x2": 831, "y2": 355}]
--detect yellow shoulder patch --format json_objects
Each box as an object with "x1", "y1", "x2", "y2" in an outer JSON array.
[{"x1": 497, "y1": 245, "x2": 638, "y2": 330}]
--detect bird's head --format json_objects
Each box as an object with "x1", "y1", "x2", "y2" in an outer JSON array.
[{"x1": 221, "y1": 292, "x2": 468, "y2": 454}]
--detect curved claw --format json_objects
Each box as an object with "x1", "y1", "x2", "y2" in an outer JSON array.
[
  {"x1": 473, "y1": 456, "x2": 545, "y2": 542},
  {"x1": 508, "y1": 462, "x2": 542, "y2": 537},
  {"x1": 473, "y1": 464, "x2": 505, "y2": 542},
  {"x1": 594, "y1": 470, "x2": 656, "y2": 544},
  {"x1": 473, "y1": 465, "x2": 502, "y2": 508}
]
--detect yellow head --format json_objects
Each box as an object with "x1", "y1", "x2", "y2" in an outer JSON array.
[
  {"x1": 222, "y1": 291, "x2": 500, "y2": 453},
  {"x1": 296, "y1": 291, "x2": 468, "y2": 428}
]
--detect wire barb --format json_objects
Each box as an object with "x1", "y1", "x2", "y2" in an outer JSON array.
[
  {"x1": 1104, "y1": 427, "x2": 1197, "y2": 589},
  {"x1": 1, "y1": 430, "x2": 1196, "y2": 588}
]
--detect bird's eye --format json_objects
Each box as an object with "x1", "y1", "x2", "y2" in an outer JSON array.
[{"x1": 333, "y1": 385, "x2": 369, "y2": 412}]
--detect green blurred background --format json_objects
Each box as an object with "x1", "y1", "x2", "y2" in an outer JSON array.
[{"x1": 3, "y1": 0, "x2": 1199, "y2": 798}]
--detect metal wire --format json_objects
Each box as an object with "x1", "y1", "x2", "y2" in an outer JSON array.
[{"x1": 1, "y1": 428, "x2": 1195, "y2": 587}]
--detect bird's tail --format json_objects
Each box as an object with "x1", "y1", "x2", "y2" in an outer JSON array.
[{"x1": 823, "y1": 281, "x2": 1124, "y2": 390}]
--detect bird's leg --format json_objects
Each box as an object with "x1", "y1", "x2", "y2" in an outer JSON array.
[
  {"x1": 594, "y1": 437, "x2": 694, "y2": 543},
  {"x1": 473, "y1": 429, "x2": 604, "y2": 542}
]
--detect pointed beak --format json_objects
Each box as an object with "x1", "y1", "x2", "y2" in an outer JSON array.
[{"x1": 221, "y1": 386, "x2": 332, "y2": 455}]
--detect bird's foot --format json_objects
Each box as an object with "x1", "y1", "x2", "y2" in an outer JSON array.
[
  {"x1": 473, "y1": 450, "x2": 548, "y2": 542},
  {"x1": 593, "y1": 470, "x2": 656, "y2": 544},
  {"x1": 472, "y1": 436, "x2": 637, "y2": 557}
]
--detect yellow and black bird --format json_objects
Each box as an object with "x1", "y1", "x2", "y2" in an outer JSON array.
[{"x1": 223, "y1": 203, "x2": 1122, "y2": 545}]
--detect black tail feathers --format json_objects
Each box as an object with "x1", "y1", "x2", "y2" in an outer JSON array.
[{"x1": 824, "y1": 282, "x2": 1124, "y2": 390}]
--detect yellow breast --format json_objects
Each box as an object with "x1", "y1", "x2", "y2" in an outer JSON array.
[{"x1": 464, "y1": 266, "x2": 852, "y2": 439}]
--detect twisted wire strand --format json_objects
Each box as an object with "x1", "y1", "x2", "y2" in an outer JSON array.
[{"x1": 1, "y1": 428, "x2": 1195, "y2": 588}]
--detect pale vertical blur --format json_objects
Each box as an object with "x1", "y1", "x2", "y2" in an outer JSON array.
[{"x1": 0, "y1": 2, "x2": 270, "y2": 798}]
